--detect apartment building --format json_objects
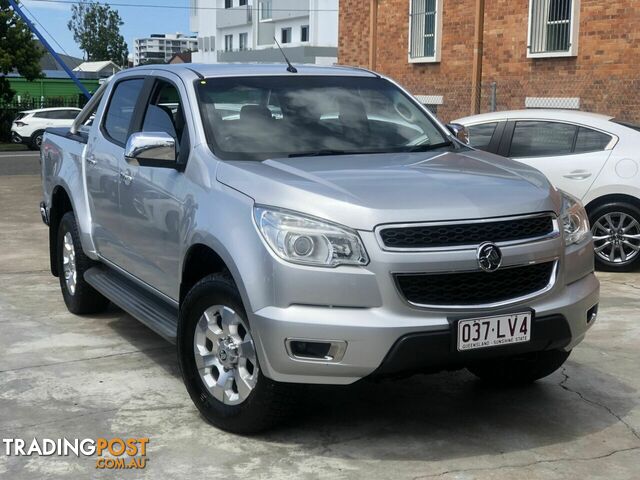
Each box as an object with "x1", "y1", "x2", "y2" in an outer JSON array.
[
  {"x1": 133, "y1": 33, "x2": 198, "y2": 66},
  {"x1": 190, "y1": 0, "x2": 338, "y2": 64},
  {"x1": 339, "y1": 0, "x2": 640, "y2": 122}
]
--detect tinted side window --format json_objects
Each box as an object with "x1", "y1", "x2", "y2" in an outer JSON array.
[
  {"x1": 62, "y1": 110, "x2": 80, "y2": 120},
  {"x1": 34, "y1": 112, "x2": 51, "y2": 119},
  {"x1": 574, "y1": 127, "x2": 611, "y2": 153},
  {"x1": 142, "y1": 81, "x2": 186, "y2": 143},
  {"x1": 467, "y1": 122, "x2": 497, "y2": 151},
  {"x1": 104, "y1": 79, "x2": 144, "y2": 145},
  {"x1": 509, "y1": 121, "x2": 576, "y2": 158}
]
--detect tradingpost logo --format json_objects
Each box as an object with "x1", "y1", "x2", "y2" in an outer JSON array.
[{"x1": 2, "y1": 437, "x2": 149, "y2": 469}]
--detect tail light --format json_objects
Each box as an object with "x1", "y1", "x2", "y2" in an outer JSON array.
[{"x1": 14, "y1": 121, "x2": 27, "y2": 127}]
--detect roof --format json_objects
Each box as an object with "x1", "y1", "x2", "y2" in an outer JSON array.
[
  {"x1": 129, "y1": 62, "x2": 378, "y2": 78},
  {"x1": 168, "y1": 52, "x2": 192, "y2": 64},
  {"x1": 73, "y1": 61, "x2": 121, "y2": 73},
  {"x1": 455, "y1": 109, "x2": 614, "y2": 125}
]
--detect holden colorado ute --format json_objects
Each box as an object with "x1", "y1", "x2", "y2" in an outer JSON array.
[{"x1": 40, "y1": 64, "x2": 600, "y2": 433}]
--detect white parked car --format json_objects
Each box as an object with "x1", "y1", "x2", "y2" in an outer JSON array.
[
  {"x1": 454, "y1": 110, "x2": 640, "y2": 271},
  {"x1": 11, "y1": 107, "x2": 81, "y2": 150}
]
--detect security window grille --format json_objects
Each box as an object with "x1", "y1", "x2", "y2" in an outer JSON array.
[
  {"x1": 409, "y1": 0, "x2": 439, "y2": 61},
  {"x1": 529, "y1": 0, "x2": 575, "y2": 55}
]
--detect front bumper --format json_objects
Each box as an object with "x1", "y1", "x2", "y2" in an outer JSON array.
[{"x1": 250, "y1": 271, "x2": 599, "y2": 385}]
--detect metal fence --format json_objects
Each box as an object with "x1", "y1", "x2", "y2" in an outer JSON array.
[{"x1": 415, "y1": 78, "x2": 640, "y2": 125}]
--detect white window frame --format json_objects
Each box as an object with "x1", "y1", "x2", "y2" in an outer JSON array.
[
  {"x1": 259, "y1": 1, "x2": 273, "y2": 22},
  {"x1": 408, "y1": 0, "x2": 443, "y2": 63},
  {"x1": 239, "y1": 32, "x2": 248, "y2": 51},
  {"x1": 281, "y1": 27, "x2": 292, "y2": 44},
  {"x1": 527, "y1": 0, "x2": 580, "y2": 58}
]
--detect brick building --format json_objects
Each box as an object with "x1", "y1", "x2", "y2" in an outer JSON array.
[{"x1": 339, "y1": 0, "x2": 640, "y2": 122}]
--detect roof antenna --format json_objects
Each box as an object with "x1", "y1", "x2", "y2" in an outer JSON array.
[{"x1": 274, "y1": 37, "x2": 298, "y2": 73}]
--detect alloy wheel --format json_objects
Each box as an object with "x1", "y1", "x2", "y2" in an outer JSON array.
[
  {"x1": 62, "y1": 232, "x2": 77, "y2": 295},
  {"x1": 193, "y1": 305, "x2": 258, "y2": 406},
  {"x1": 591, "y1": 212, "x2": 640, "y2": 265}
]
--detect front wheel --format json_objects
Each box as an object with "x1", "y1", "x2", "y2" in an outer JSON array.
[
  {"x1": 467, "y1": 350, "x2": 571, "y2": 385},
  {"x1": 178, "y1": 273, "x2": 299, "y2": 433},
  {"x1": 589, "y1": 202, "x2": 640, "y2": 272}
]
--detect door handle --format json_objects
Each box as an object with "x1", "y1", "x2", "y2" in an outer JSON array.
[
  {"x1": 86, "y1": 155, "x2": 97, "y2": 166},
  {"x1": 120, "y1": 170, "x2": 133, "y2": 186},
  {"x1": 563, "y1": 170, "x2": 592, "y2": 180}
]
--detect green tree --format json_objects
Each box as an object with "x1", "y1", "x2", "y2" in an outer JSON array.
[
  {"x1": 68, "y1": 0, "x2": 128, "y2": 65},
  {"x1": 0, "y1": 0, "x2": 43, "y2": 104}
]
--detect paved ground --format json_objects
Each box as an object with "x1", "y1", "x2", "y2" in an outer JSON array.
[{"x1": 0, "y1": 160, "x2": 639, "y2": 479}]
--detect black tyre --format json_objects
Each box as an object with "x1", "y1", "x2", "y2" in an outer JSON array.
[
  {"x1": 178, "y1": 273, "x2": 299, "y2": 434},
  {"x1": 467, "y1": 350, "x2": 571, "y2": 385},
  {"x1": 29, "y1": 130, "x2": 44, "y2": 150},
  {"x1": 588, "y1": 201, "x2": 640, "y2": 272},
  {"x1": 57, "y1": 212, "x2": 110, "y2": 314}
]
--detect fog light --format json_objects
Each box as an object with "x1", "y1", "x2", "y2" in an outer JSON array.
[
  {"x1": 285, "y1": 338, "x2": 347, "y2": 362},
  {"x1": 587, "y1": 304, "x2": 598, "y2": 324}
]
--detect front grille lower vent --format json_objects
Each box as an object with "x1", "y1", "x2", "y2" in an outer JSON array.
[
  {"x1": 395, "y1": 261, "x2": 555, "y2": 307},
  {"x1": 379, "y1": 215, "x2": 555, "y2": 249}
]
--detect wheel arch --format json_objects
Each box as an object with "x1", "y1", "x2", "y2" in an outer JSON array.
[
  {"x1": 180, "y1": 243, "x2": 239, "y2": 306},
  {"x1": 584, "y1": 193, "x2": 640, "y2": 215},
  {"x1": 49, "y1": 185, "x2": 74, "y2": 277}
]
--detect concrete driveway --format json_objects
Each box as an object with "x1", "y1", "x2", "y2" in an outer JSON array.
[{"x1": 0, "y1": 166, "x2": 638, "y2": 479}]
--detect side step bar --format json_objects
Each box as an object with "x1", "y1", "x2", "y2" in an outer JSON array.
[{"x1": 85, "y1": 266, "x2": 178, "y2": 343}]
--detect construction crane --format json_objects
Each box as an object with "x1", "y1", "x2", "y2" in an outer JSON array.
[{"x1": 8, "y1": 0, "x2": 92, "y2": 100}]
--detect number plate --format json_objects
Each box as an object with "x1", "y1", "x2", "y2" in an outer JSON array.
[{"x1": 457, "y1": 312, "x2": 531, "y2": 351}]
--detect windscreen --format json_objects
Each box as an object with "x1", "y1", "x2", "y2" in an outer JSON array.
[{"x1": 196, "y1": 76, "x2": 448, "y2": 160}]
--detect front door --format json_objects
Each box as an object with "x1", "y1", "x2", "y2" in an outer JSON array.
[{"x1": 117, "y1": 76, "x2": 191, "y2": 300}]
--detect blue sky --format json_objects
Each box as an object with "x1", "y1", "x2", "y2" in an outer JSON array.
[{"x1": 21, "y1": 0, "x2": 192, "y2": 60}]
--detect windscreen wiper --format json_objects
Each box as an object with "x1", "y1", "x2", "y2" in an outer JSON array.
[
  {"x1": 288, "y1": 149, "x2": 350, "y2": 158},
  {"x1": 405, "y1": 141, "x2": 453, "y2": 153}
]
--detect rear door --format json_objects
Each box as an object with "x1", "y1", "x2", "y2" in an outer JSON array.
[
  {"x1": 85, "y1": 76, "x2": 146, "y2": 265},
  {"x1": 504, "y1": 120, "x2": 613, "y2": 199}
]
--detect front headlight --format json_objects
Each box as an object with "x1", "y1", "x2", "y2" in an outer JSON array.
[
  {"x1": 254, "y1": 207, "x2": 369, "y2": 267},
  {"x1": 560, "y1": 191, "x2": 590, "y2": 246}
]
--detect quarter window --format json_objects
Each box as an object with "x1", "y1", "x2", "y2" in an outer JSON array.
[
  {"x1": 103, "y1": 78, "x2": 144, "y2": 145},
  {"x1": 409, "y1": 0, "x2": 442, "y2": 62},
  {"x1": 467, "y1": 123, "x2": 498, "y2": 151},
  {"x1": 509, "y1": 121, "x2": 576, "y2": 158},
  {"x1": 574, "y1": 127, "x2": 611, "y2": 153}
]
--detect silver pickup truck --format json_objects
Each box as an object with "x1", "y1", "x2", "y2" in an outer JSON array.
[{"x1": 40, "y1": 64, "x2": 599, "y2": 433}]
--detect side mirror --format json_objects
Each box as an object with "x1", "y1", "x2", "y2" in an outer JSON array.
[
  {"x1": 125, "y1": 131, "x2": 177, "y2": 168},
  {"x1": 446, "y1": 123, "x2": 469, "y2": 144}
]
